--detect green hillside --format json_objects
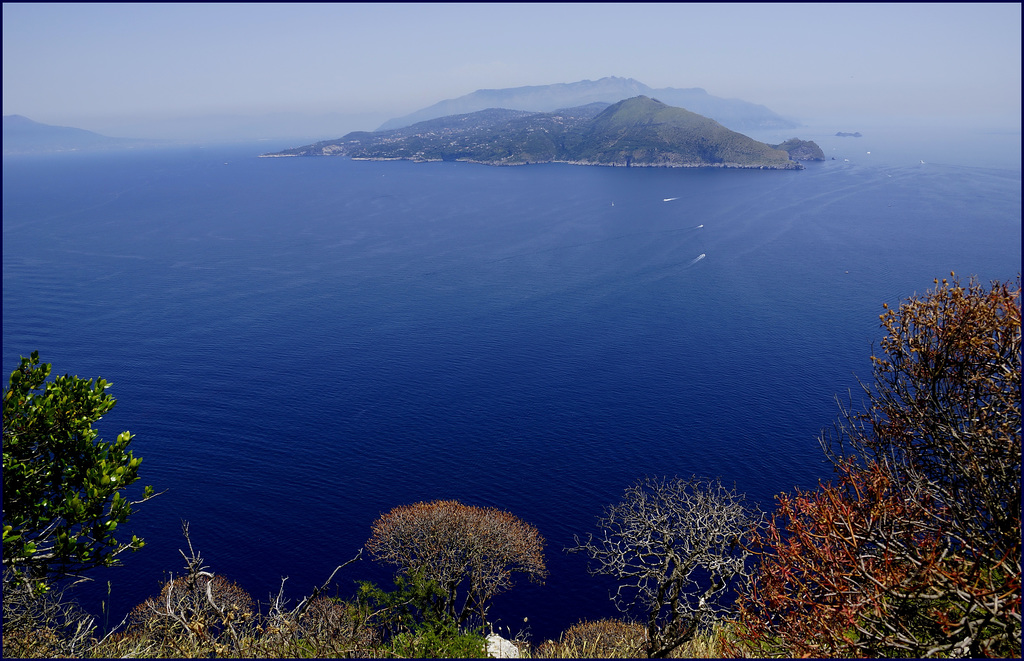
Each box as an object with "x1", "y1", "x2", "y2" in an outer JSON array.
[{"x1": 569, "y1": 97, "x2": 795, "y2": 167}]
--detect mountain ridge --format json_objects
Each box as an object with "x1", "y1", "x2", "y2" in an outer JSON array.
[{"x1": 378, "y1": 76, "x2": 798, "y2": 132}]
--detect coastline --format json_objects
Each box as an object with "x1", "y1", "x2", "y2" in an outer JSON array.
[{"x1": 259, "y1": 153, "x2": 803, "y2": 170}]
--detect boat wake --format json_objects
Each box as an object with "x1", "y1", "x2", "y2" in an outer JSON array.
[
  {"x1": 663, "y1": 197, "x2": 679, "y2": 202},
  {"x1": 685, "y1": 253, "x2": 706, "y2": 267}
]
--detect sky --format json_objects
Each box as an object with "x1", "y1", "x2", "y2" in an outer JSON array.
[{"x1": 3, "y1": 3, "x2": 1021, "y2": 139}]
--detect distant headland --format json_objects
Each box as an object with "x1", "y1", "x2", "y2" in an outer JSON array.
[{"x1": 2, "y1": 114, "x2": 162, "y2": 155}]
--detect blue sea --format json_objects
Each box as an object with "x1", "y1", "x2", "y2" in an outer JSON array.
[{"x1": 3, "y1": 131, "x2": 1020, "y2": 641}]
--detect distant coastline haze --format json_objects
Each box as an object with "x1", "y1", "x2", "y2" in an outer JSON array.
[{"x1": 3, "y1": 3, "x2": 1019, "y2": 141}]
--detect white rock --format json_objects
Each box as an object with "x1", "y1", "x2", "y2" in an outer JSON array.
[{"x1": 485, "y1": 632, "x2": 520, "y2": 658}]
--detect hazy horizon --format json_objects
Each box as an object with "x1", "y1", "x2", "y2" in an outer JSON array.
[{"x1": 3, "y1": 3, "x2": 1021, "y2": 141}]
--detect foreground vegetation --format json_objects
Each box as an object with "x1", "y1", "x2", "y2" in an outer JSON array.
[{"x1": 4, "y1": 274, "x2": 1020, "y2": 657}]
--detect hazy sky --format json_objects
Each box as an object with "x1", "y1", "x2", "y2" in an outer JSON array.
[{"x1": 3, "y1": 2, "x2": 1021, "y2": 134}]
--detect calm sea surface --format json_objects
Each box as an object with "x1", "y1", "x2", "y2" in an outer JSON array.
[{"x1": 3, "y1": 136, "x2": 1020, "y2": 640}]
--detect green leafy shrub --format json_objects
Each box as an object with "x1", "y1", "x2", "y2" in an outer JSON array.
[
  {"x1": 3, "y1": 352, "x2": 157, "y2": 593},
  {"x1": 390, "y1": 617, "x2": 487, "y2": 658},
  {"x1": 356, "y1": 570, "x2": 487, "y2": 657}
]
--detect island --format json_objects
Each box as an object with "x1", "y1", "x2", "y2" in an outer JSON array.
[
  {"x1": 769, "y1": 138, "x2": 825, "y2": 161},
  {"x1": 835, "y1": 131, "x2": 863, "y2": 137},
  {"x1": 263, "y1": 97, "x2": 820, "y2": 170}
]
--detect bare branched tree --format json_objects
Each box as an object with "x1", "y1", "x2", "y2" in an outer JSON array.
[{"x1": 571, "y1": 476, "x2": 760, "y2": 658}]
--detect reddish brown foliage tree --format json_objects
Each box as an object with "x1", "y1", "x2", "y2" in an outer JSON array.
[
  {"x1": 729, "y1": 275, "x2": 1021, "y2": 658},
  {"x1": 730, "y1": 461, "x2": 977, "y2": 657},
  {"x1": 365, "y1": 500, "x2": 547, "y2": 627},
  {"x1": 833, "y1": 274, "x2": 1021, "y2": 559}
]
